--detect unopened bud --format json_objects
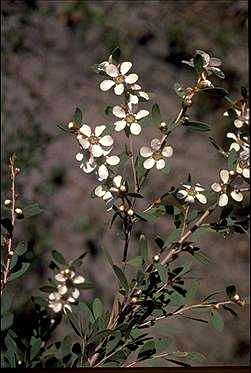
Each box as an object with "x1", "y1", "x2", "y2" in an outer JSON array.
[
  {"x1": 119, "y1": 204, "x2": 125, "y2": 212},
  {"x1": 153, "y1": 254, "x2": 160, "y2": 262},
  {"x1": 159, "y1": 122, "x2": 167, "y2": 129},
  {"x1": 136, "y1": 289, "x2": 142, "y2": 296},
  {"x1": 15, "y1": 208, "x2": 23, "y2": 215},
  {"x1": 120, "y1": 185, "x2": 126, "y2": 192},
  {"x1": 65, "y1": 268, "x2": 70, "y2": 274},
  {"x1": 68, "y1": 121, "x2": 74, "y2": 129},
  {"x1": 127, "y1": 209, "x2": 134, "y2": 216},
  {"x1": 15, "y1": 167, "x2": 21, "y2": 175},
  {"x1": 4, "y1": 199, "x2": 12, "y2": 207},
  {"x1": 131, "y1": 297, "x2": 138, "y2": 303},
  {"x1": 233, "y1": 294, "x2": 240, "y2": 301},
  {"x1": 50, "y1": 318, "x2": 55, "y2": 324},
  {"x1": 18, "y1": 360, "x2": 22, "y2": 365},
  {"x1": 9, "y1": 250, "x2": 14, "y2": 256}
]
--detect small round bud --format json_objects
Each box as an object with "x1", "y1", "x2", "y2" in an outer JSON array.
[
  {"x1": 233, "y1": 294, "x2": 240, "y2": 301},
  {"x1": 120, "y1": 185, "x2": 126, "y2": 192},
  {"x1": 229, "y1": 170, "x2": 235, "y2": 176},
  {"x1": 159, "y1": 122, "x2": 167, "y2": 129},
  {"x1": 15, "y1": 167, "x2": 21, "y2": 175},
  {"x1": 119, "y1": 204, "x2": 125, "y2": 212},
  {"x1": 153, "y1": 254, "x2": 160, "y2": 262},
  {"x1": 50, "y1": 318, "x2": 55, "y2": 324},
  {"x1": 65, "y1": 268, "x2": 70, "y2": 274},
  {"x1": 18, "y1": 360, "x2": 22, "y2": 365},
  {"x1": 127, "y1": 209, "x2": 134, "y2": 216},
  {"x1": 15, "y1": 208, "x2": 23, "y2": 215},
  {"x1": 77, "y1": 134, "x2": 83, "y2": 140},
  {"x1": 68, "y1": 121, "x2": 74, "y2": 129},
  {"x1": 131, "y1": 297, "x2": 138, "y2": 303},
  {"x1": 4, "y1": 199, "x2": 12, "y2": 207},
  {"x1": 9, "y1": 250, "x2": 14, "y2": 256},
  {"x1": 136, "y1": 289, "x2": 142, "y2": 296}
]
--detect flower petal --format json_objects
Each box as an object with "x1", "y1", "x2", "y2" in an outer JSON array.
[
  {"x1": 114, "y1": 84, "x2": 124, "y2": 95},
  {"x1": 156, "y1": 159, "x2": 165, "y2": 169},
  {"x1": 115, "y1": 120, "x2": 127, "y2": 131},
  {"x1": 98, "y1": 164, "x2": 109, "y2": 180},
  {"x1": 143, "y1": 157, "x2": 155, "y2": 169},
  {"x1": 72, "y1": 288, "x2": 80, "y2": 298},
  {"x1": 140, "y1": 146, "x2": 153, "y2": 158},
  {"x1": 95, "y1": 185, "x2": 106, "y2": 197},
  {"x1": 234, "y1": 119, "x2": 243, "y2": 128},
  {"x1": 226, "y1": 132, "x2": 238, "y2": 141},
  {"x1": 113, "y1": 175, "x2": 122, "y2": 187},
  {"x1": 52, "y1": 303, "x2": 63, "y2": 313},
  {"x1": 185, "y1": 195, "x2": 195, "y2": 203},
  {"x1": 100, "y1": 79, "x2": 115, "y2": 91},
  {"x1": 162, "y1": 146, "x2": 173, "y2": 158},
  {"x1": 243, "y1": 168, "x2": 250, "y2": 178},
  {"x1": 103, "y1": 191, "x2": 113, "y2": 200},
  {"x1": 138, "y1": 91, "x2": 150, "y2": 100},
  {"x1": 135, "y1": 110, "x2": 149, "y2": 120},
  {"x1": 112, "y1": 106, "x2": 126, "y2": 118},
  {"x1": 78, "y1": 138, "x2": 90, "y2": 149},
  {"x1": 196, "y1": 193, "x2": 207, "y2": 204},
  {"x1": 194, "y1": 184, "x2": 205, "y2": 192},
  {"x1": 151, "y1": 138, "x2": 161, "y2": 150},
  {"x1": 63, "y1": 304, "x2": 72, "y2": 313},
  {"x1": 120, "y1": 61, "x2": 132, "y2": 75},
  {"x1": 99, "y1": 135, "x2": 113, "y2": 147},
  {"x1": 129, "y1": 94, "x2": 139, "y2": 104},
  {"x1": 177, "y1": 190, "x2": 188, "y2": 198},
  {"x1": 58, "y1": 285, "x2": 68, "y2": 295},
  {"x1": 229, "y1": 143, "x2": 240, "y2": 152},
  {"x1": 231, "y1": 190, "x2": 243, "y2": 202},
  {"x1": 130, "y1": 122, "x2": 141, "y2": 135},
  {"x1": 131, "y1": 84, "x2": 141, "y2": 90},
  {"x1": 55, "y1": 274, "x2": 66, "y2": 282},
  {"x1": 91, "y1": 144, "x2": 103, "y2": 157},
  {"x1": 106, "y1": 156, "x2": 120, "y2": 165},
  {"x1": 219, "y1": 193, "x2": 228, "y2": 207},
  {"x1": 220, "y1": 169, "x2": 229, "y2": 184},
  {"x1": 95, "y1": 125, "x2": 106, "y2": 137},
  {"x1": 79, "y1": 125, "x2": 92, "y2": 137},
  {"x1": 211, "y1": 182, "x2": 221, "y2": 192},
  {"x1": 125, "y1": 73, "x2": 139, "y2": 84},
  {"x1": 106, "y1": 64, "x2": 119, "y2": 77},
  {"x1": 210, "y1": 57, "x2": 222, "y2": 67}
]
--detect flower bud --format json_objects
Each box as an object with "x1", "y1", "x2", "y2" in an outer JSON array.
[
  {"x1": 15, "y1": 208, "x2": 23, "y2": 215},
  {"x1": 233, "y1": 294, "x2": 240, "y2": 301},
  {"x1": 68, "y1": 121, "x2": 74, "y2": 129},
  {"x1": 4, "y1": 199, "x2": 12, "y2": 207},
  {"x1": 119, "y1": 204, "x2": 125, "y2": 212},
  {"x1": 127, "y1": 209, "x2": 134, "y2": 216},
  {"x1": 9, "y1": 250, "x2": 14, "y2": 256},
  {"x1": 153, "y1": 254, "x2": 160, "y2": 262},
  {"x1": 120, "y1": 185, "x2": 126, "y2": 192},
  {"x1": 15, "y1": 167, "x2": 21, "y2": 175},
  {"x1": 131, "y1": 297, "x2": 138, "y2": 303}
]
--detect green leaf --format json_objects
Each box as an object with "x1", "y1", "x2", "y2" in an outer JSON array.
[
  {"x1": 186, "y1": 279, "x2": 199, "y2": 301},
  {"x1": 39, "y1": 285, "x2": 57, "y2": 293},
  {"x1": 193, "y1": 53, "x2": 204, "y2": 74},
  {"x1": 228, "y1": 149, "x2": 238, "y2": 170},
  {"x1": 127, "y1": 256, "x2": 143, "y2": 268},
  {"x1": 32, "y1": 296, "x2": 48, "y2": 307},
  {"x1": 1, "y1": 295, "x2": 12, "y2": 315},
  {"x1": 93, "y1": 298, "x2": 103, "y2": 319},
  {"x1": 102, "y1": 247, "x2": 114, "y2": 267},
  {"x1": 155, "y1": 263, "x2": 168, "y2": 283},
  {"x1": 210, "y1": 309, "x2": 224, "y2": 332},
  {"x1": 10, "y1": 253, "x2": 18, "y2": 270},
  {"x1": 138, "y1": 340, "x2": 156, "y2": 361},
  {"x1": 61, "y1": 335, "x2": 72, "y2": 357},
  {"x1": 105, "y1": 105, "x2": 113, "y2": 116},
  {"x1": 155, "y1": 338, "x2": 171, "y2": 352},
  {"x1": 5, "y1": 333, "x2": 17, "y2": 352},
  {"x1": 110, "y1": 46, "x2": 121, "y2": 63},
  {"x1": 9, "y1": 262, "x2": 30, "y2": 281},
  {"x1": 183, "y1": 120, "x2": 211, "y2": 132},
  {"x1": 151, "y1": 103, "x2": 161, "y2": 125},
  {"x1": 199, "y1": 87, "x2": 235, "y2": 105},
  {"x1": 15, "y1": 241, "x2": 28, "y2": 256},
  {"x1": 113, "y1": 265, "x2": 129, "y2": 292},
  {"x1": 192, "y1": 251, "x2": 212, "y2": 266},
  {"x1": 222, "y1": 305, "x2": 238, "y2": 319},
  {"x1": 1, "y1": 312, "x2": 14, "y2": 331},
  {"x1": 52, "y1": 249, "x2": 66, "y2": 265},
  {"x1": 161, "y1": 161, "x2": 171, "y2": 175},
  {"x1": 165, "y1": 228, "x2": 182, "y2": 247},
  {"x1": 78, "y1": 301, "x2": 95, "y2": 324},
  {"x1": 186, "y1": 351, "x2": 207, "y2": 363},
  {"x1": 105, "y1": 330, "x2": 122, "y2": 354},
  {"x1": 23, "y1": 204, "x2": 42, "y2": 218},
  {"x1": 30, "y1": 337, "x2": 42, "y2": 361},
  {"x1": 139, "y1": 234, "x2": 148, "y2": 261},
  {"x1": 226, "y1": 285, "x2": 237, "y2": 300},
  {"x1": 73, "y1": 107, "x2": 83, "y2": 125}
]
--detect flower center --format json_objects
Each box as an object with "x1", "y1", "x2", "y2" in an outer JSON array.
[
  {"x1": 152, "y1": 151, "x2": 162, "y2": 161},
  {"x1": 126, "y1": 114, "x2": 135, "y2": 124},
  {"x1": 114, "y1": 75, "x2": 125, "y2": 84},
  {"x1": 89, "y1": 136, "x2": 99, "y2": 145}
]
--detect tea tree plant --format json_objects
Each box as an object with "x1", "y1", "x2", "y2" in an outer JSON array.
[{"x1": 1, "y1": 49, "x2": 249, "y2": 368}]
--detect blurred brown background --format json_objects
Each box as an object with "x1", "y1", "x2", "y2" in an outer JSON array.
[{"x1": 1, "y1": 0, "x2": 249, "y2": 366}]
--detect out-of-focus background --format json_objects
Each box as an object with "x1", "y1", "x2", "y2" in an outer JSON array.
[{"x1": 1, "y1": 0, "x2": 249, "y2": 366}]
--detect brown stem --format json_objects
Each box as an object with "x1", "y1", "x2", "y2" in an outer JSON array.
[{"x1": 1, "y1": 154, "x2": 17, "y2": 296}]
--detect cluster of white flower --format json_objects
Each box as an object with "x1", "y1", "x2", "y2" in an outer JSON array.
[{"x1": 48, "y1": 269, "x2": 85, "y2": 314}]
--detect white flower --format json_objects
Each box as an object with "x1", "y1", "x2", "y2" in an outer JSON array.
[
  {"x1": 95, "y1": 185, "x2": 113, "y2": 200},
  {"x1": 234, "y1": 107, "x2": 249, "y2": 128},
  {"x1": 100, "y1": 61, "x2": 138, "y2": 95},
  {"x1": 140, "y1": 138, "x2": 173, "y2": 170},
  {"x1": 182, "y1": 50, "x2": 224, "y2": 78},
  {"x1": 77, "y1": 125, "x2": 113, "y2": 157},
  {"x1": 112, "y1": 105, "x2": 149, "y2": 135},
  {"x1": 48, "y1": 292, "x2": 63, "y2": 313},
  {"x1": 95, "y1": 175, "x2": 127, "y2": 211},
  {"x1": 97, "y1": 155, "x2": 120, "y2": 181},
  {"x1": 211, "y1": 169, "x2": 242, "y2": 206},
  {"x1": 177, "y1": 183, "x2": 207, "y2": 204},
  {"x1": 55, "y1": 269, "x2": 85, "y2": 285}
]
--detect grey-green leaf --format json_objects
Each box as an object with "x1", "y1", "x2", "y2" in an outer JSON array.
[
  {"x1": 9, "y1": 262, "x2": 30, "y2": 281},
  {"x1": 23, "y1": 204, "x2": 42, "y2": 218},
  {"x1": 52, "y1": 249, "x2": 66, "y2": 265},
  {"x1": 210, "y1": 309, "x2": 224, "y2": 332},
  {"x1": 113, "y1": 265, "x2": 129, "y2": 292}
]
